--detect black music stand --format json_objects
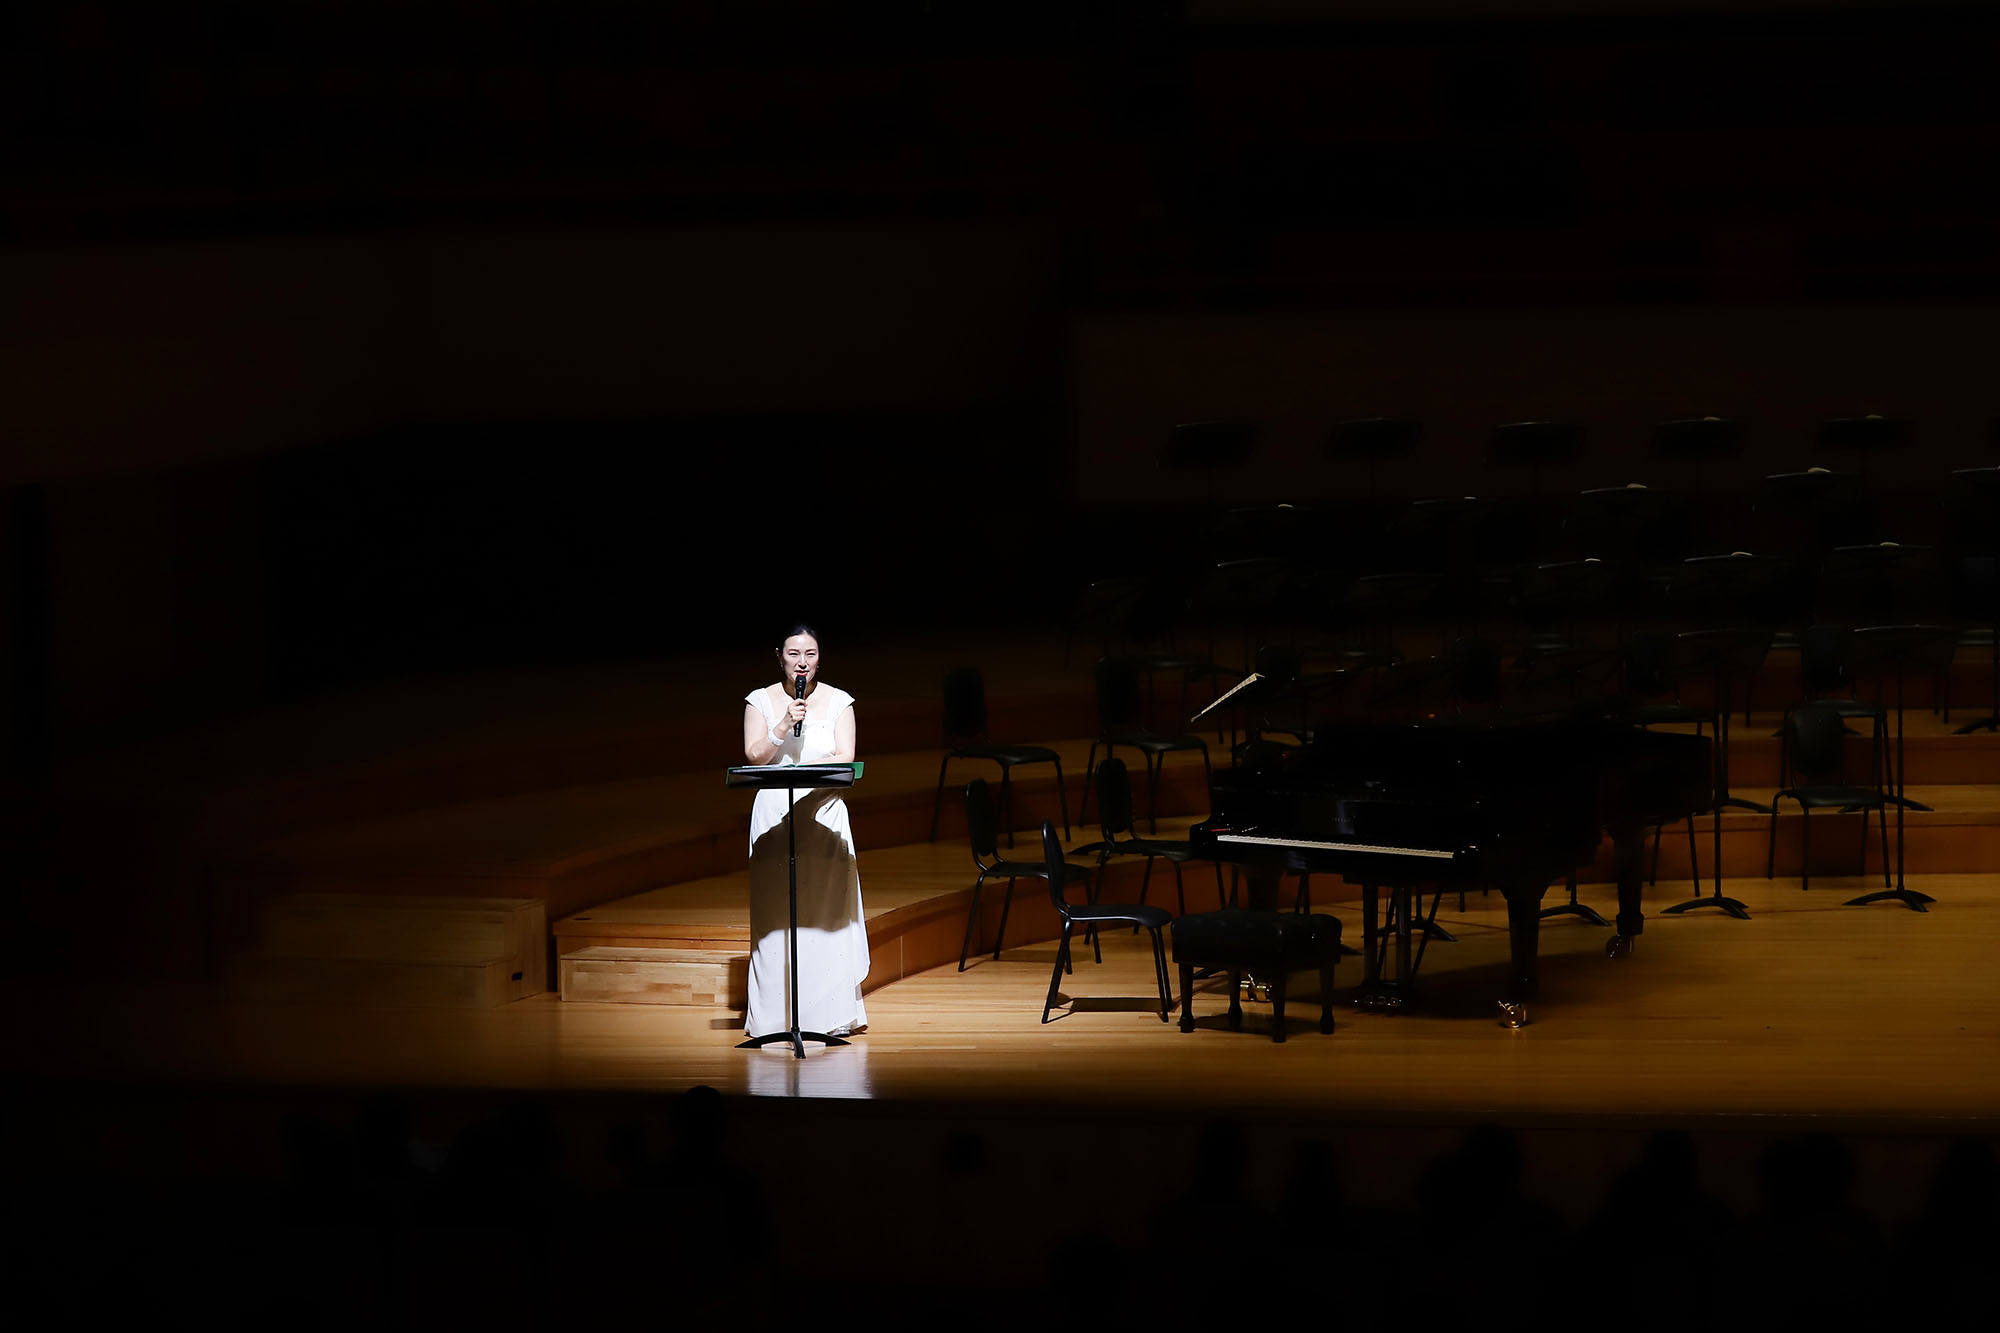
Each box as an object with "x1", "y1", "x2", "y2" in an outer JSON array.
[
  {"x1": 1658, "y1": 625, "x2": 1773, "y2": 920},
  {"x1": 1845, "y1": 626, "x2": 1955, "y2": 912},
  {"x1": 727, "y1": 762, "x2": 862, "y2": 1057}
]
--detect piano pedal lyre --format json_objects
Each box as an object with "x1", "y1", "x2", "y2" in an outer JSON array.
[{"x1": 1239, "y1": 974, "x2": 1271, "y2": 1003}]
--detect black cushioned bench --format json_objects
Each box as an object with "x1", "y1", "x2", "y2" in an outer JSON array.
[{"x1": 1170, "y1": 908, "x2": 1342, "y2": 1042}]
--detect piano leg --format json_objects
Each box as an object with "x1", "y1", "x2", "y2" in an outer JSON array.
[
  {"x1": 1360, "y1": 880, "x2": 1408, "y2": 1008},
  {"x1": 1499, "y1": 879, "x2": 1548, "y2": 1027}
]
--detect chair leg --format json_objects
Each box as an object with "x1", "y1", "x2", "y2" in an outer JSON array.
[
  {"x1": 929, "y1": 756, "x2": 952, "y2": 842},
  {"x1": 1685, "y1": 815, "x2": 1700, "y2": 891},
  {"x1": 957, "y1": 871, "x2": 985, "y2": 972},
  {"x1": 1179, "y1": 961, "x2": 1197, "y2": 1032},
  {"x1": 1150, "y1": 929, "x2": 1172, "y2": 1021},
  {"x1": 1079, "y1": 742, "x2": 1100, "y2": 827},
  {"x1": 1173, "y1": 860, "x2": 1186, "y2": 916},
  {"x1": 1767, "y1": 800, "x2": 1780, "y2": 878},
  {"x1": 1877, "y1": 801, "x2": 1891, "y2": 887},
  {"x1": 994, "y1": 876, "x2": 1016, "y2": 961},
  {"x1": 1145, "y1": 754, "x2": 1162, "y2": 834},
  {"x1": 1051, "y1": 758, "x2": 1072, "y2": 841},
  {"x1": 1801, "y1": 808, "x2": 1812, "y2": 894},
  {"x1": 1269, "y1": 972, "x2": 1288, "y2": 1043},
  {"x1": 999, "y1": 765, "x2": 1016, "y2": 849},
  {"x1": 1042, "y1": 924, "x2": 1071, "y2": 1023}
]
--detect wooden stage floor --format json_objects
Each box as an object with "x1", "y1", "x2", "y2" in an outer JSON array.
[
  {"x1": 20, "y1": 869, "x2": 1999, "y2": 1229},
  {"x1": 15, "y1": 631, "x2": 2000, "y2": 1319}
]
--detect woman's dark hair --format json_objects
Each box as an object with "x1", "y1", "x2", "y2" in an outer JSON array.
[{"x1": 776, "y1": 623, "x2": 820, "y2": 648}]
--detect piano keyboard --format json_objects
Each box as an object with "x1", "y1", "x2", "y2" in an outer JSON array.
[{"x1": 1215, "y1": 833, "x2": 1458, "y2": 860}]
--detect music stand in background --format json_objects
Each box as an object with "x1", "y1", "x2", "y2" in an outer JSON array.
[
  {"x1": 1160, "y1": 419, "x2": 1259, "y2": 498},
  {"x1": 1657, "y1": 549, "x2": 1780, "y2": 920},
  {"x1": 1845, "y1": 625, "x2": 1956, "y2": 912},
  {"x1": 1815, "y1": 414, "x2": 1913, "y2": 481},
  {"x1": 727, "y1": 762, "x2": 863, "y2": 1058},
  {"x1": 1651, "y1": 416, "x2": 1747, "y2": 495}
]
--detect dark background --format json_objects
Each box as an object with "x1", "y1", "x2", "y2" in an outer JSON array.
[{"x1": 5, "y1": 0, "x2": 2000, "y2": 777}]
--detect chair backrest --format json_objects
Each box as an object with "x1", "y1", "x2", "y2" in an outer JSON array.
[
  {"x1": 942, "y1": 667, "x2": 988, "y2": 743},
  {"x1": 1094, "y1": 657, "x2": 1147, "y2": 731},
  {"x1": 1784, "y1": 704, "x2": 1855, "y2": 782},
  {"x1": 964, "y1": 778, "x2": 1001, "y2": 863},
  {"x1": 1040, "y1": 820, "x2": 1076, "y2": 917},
  {"x1": 1094, "y1": 757, "x2": 1137, "y2": 840},
  {"x1": 1800, "y1": 624, "x2": 1856, "y2": 697},
  {"x1": 1622, "y1": 628, "x2": 1679, "y2": 698}
]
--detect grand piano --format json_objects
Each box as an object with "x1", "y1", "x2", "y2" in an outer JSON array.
[{"x1": 1188, "y1": 694, "x2": 1712, "y2": 1026}]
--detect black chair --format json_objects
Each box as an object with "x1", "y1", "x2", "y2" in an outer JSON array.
[
  {"x1": 1039, "y1": 820, "x2": 1173, "y2": 1025},
  {"x1": 1074, "y1": 757, "x2": 1228, "y2": 922},
  {"x1": 957, "y1": 779, "x2": 1093, "y2": 972},
  {"x1": 928, "y1": 667, "x2": 1070, "y2": 849},
  {"x1": 1765, "y1": 704, "x2": 1893, "y2": 897},
  {"x1": 1080, "y1": 656, "x2": 1213, "y2": 834}
]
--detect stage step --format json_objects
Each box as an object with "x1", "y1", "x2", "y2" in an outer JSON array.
[
  {"x1": 228, "y1": 893, "x2": 547, "y2": 1008},
  {"x1": 558, "y1": 944, "x2": 747, "y2": 1007}
]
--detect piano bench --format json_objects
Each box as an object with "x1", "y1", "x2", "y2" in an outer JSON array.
[{"x1": 1170, "y1": 909, "x2": 1341, "y2": 1043}]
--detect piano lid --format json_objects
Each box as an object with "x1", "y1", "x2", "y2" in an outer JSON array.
[{"x1": 1188, "y1": 668, "x2": 1356, "y2": 728}]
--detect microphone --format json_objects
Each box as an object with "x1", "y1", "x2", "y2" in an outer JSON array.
[{"x1": 793, "y1": 673, "x2": 807, "y2": 736}]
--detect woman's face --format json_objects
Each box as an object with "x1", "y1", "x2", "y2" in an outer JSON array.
[{"x1": 778, "y1": 633, "x2": 821, "y2": 687}]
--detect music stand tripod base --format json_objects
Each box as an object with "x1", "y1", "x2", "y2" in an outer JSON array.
[
  {"x1": 726, "y1": 763, "x2": 864, "y2": 1058},
  {"x1": 1843, "y1": 885, "x2": 1935, "y2": 912}
]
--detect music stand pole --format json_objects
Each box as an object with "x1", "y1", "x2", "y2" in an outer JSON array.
[
  {"x1": 1845, "y1": 628, "x2": 1941, "y2": 912},
  {"x1": 734, "y1": 768, "x2": 854, "y2": 1058}
]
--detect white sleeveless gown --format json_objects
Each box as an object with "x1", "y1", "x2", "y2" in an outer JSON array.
[{"x1": 742, "y1": 685, "x2": 869, "y2": 1038}]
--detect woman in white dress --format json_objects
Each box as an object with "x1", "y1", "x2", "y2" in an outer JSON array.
[{"x1": 740, "y1": 625, "x2": 869, "y2": 1039}]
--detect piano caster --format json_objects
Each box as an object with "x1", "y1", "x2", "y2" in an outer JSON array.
[
  {"x1": 1355, "y1": 988, "x2": 1404, "y2": 1015},
  {"x1": 1605, "y1": 934, "x2": 1634, "y2": 959},
  {"x1": 1496, "y1": 1000, "x2": 1528, "y2": 1029}
]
